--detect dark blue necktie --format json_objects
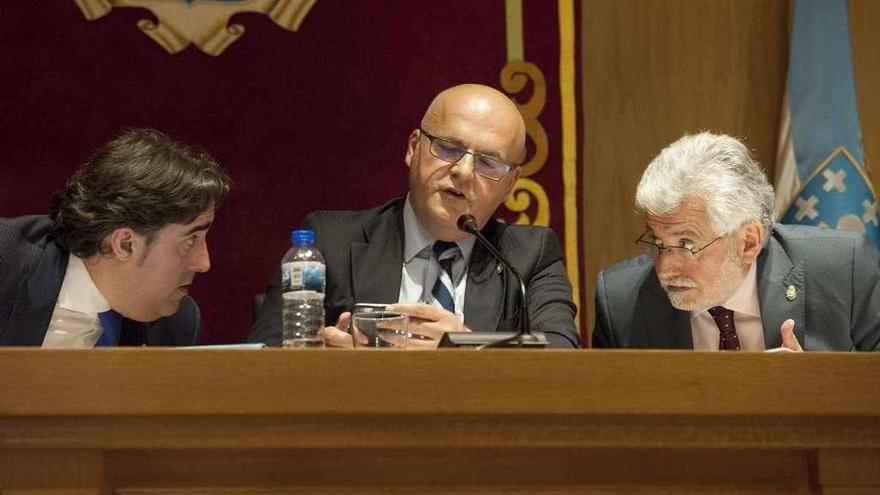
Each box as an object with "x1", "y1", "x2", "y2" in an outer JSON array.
[
  {"x1": 95, "y1": 310, "x2": 122, "y2": 347},
  {"x1": 431, "y1": 241, "x2": 459, "y2": 313}
]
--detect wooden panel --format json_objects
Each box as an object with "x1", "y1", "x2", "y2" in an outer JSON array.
[
  {"x1": 579, "y1": 0, "x2": 790, "y2": 342},
  {"x1": 1, "y1": 491, "x2": 103, "y2": 495},
  {"x1": 113, "y1": 489, "x2": 808, "y2": 495},
  {"x1": 2, "y1": 415, "x2": 879, "y2": 450},
  {"x1": 106, "y1": 448, "x2": 809, "y2": 491},
  {"x1": 0, "y1": 450, "x2": 105, "y2": 492},
  {"x1": 824, "y1": 490, "x2": 880, "y2": 495},
  {"x1": 1, "y1": 350, "x2": 879, "y2": 416},
  {"x1": 1, "y1": 350, "x2": 878, "y2": 493},
  {"x1": 816, "y1": 448, "x2": 880, "y2": 487}
]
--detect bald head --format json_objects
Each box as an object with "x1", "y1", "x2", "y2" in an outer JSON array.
[
  {"x1": 420, "y1": 84, "x2": 526, "y2": 164},
  {"x1": 404, "y1": 83, "x2": 525, "y2": 241}
]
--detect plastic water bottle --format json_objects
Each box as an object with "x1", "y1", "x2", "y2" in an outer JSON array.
[{"x1": 280, "y1": 230, "x2": 326, "y2": 348}]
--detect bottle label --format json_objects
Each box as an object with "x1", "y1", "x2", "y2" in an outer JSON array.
[
  {"x1": 282, "y1": 261, "x2": 325, "y2": 292},
  {"x1": 282, "y1": 290, "x2": 325, "y2": 301}
]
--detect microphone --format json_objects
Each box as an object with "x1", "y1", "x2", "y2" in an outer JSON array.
[{"x1": 438, "y1": 214, "x2": 547, "y2": 348}]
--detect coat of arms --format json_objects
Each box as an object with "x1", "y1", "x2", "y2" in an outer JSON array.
[{"x1": 74, "y1": 0, "x2": 318, "y2": 56}]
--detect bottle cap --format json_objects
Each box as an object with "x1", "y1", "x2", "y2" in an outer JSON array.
[{"x1": 291, "y1": 229, "x2": 315, "y2": 245}]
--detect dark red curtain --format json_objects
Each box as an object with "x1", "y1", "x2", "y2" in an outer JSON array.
[{"x1": 0, "y1": 1, "x2": 577, "y2": 343}]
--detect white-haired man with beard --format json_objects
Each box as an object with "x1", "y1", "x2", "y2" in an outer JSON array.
[{"x1": 593, "y1": 132, "x2": 880, "y2": 351}]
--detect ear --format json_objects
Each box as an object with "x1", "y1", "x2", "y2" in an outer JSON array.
[
  {"x1": 104, "y1": 227, "x2": 139, "y2": 261},
  {"x1": 739, "y1": 221, "x2": 764, "y2": 264},
  {"x1": 502, "y1": 166, "x2": 521, "y2": 197},
  {"x1": 404, "y1": 129, "x2": 420, "y2": 169}
]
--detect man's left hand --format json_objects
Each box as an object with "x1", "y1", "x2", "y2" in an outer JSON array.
[{"x1": 779, "y1": 318, "x2": 803, "y2": 352}]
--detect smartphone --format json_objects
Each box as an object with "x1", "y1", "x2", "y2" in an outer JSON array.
[
  {"x1": 350, "y1": 303, "x2": 429, "y2": 340},
  {"x1": 351, "y1": 303, "x2": 388, "y2": 315}
]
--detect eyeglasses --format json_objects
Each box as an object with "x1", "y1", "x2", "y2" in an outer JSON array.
[
  {"x1": 635, "y1": 230, "x2": 724, "y2": 260},
  {"x1": 419, "y1": 127, "x2": 515, "y2": 181}
]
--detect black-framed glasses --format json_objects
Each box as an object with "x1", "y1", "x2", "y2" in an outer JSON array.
[
  {"x1": 419, "y1": 127, "x2": 515, "y2": 181},
  {"x1": 635, "y1": 230, "x2": 724, "y2": 260}
]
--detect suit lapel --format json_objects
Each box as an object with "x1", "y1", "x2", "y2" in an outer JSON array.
[
  {"x1": 350, "y1": 205, "x2": 405, "y2": 305},
  {"x1": 756, "y1": 236, "x2": 805, "y2": 349},
  {"x1": 3, "y1": 243, "x2": 67, "y2": 345},
  {"x1": 463, "y1": 221, "x2": 505, "y2": 332},
  {"x1": 636, "y1": 272, "x2": 693, "y2": 349}
]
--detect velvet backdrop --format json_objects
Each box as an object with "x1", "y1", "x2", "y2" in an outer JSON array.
[{"x1": 0, "y1": 1, "x2": 577, "y2": 343}]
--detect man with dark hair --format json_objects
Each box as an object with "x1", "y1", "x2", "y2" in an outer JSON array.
[
  {"x1": 0, "y1": 128, "x2": 231, "y2": 347},
  {"x1": 249, "y1": 84, "x2": 579, "y2": 348}
]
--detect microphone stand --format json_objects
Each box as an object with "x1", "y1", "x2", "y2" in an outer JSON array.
[{"x1": 437, "y1": 215, "x2": 547, "y2": 348}]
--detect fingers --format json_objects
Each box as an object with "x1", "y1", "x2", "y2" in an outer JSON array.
[
  {"x1": 336, "y1": 312, "x2": 352, "y2": 332},
  {"x1": 387, "y1": 302, "x2": 464, "y2": 340},
  {"x1": 779, "y1": 319, "x2": 803, "y2": 352},
  {"x1": 321, "y1": 326, "x2": 353, "y2": 348},
  {"x1": 407, "y1": 321, "x2": 449, "y2": 340},
  {"x1": 406, "y1": 337, "x2": 441, "y2": 350},
  {"x1": 388, "y1": 302, "x2": 446, "y2": 320}
]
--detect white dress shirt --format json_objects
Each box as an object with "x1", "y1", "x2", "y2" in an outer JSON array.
[
  {"x1": 41, "y1": 254, "x2": 112, "y2": 348},
  {"x1": 398, "y1": 196, "x2": 475, "y2": 321},
  {"x1": 690, "y1": 262, "x2": 766, "y2": 351}
]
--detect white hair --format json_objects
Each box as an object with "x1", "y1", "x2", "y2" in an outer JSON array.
[{"x1": 635, "y1": 132, "x2": 775, "y2": 236}]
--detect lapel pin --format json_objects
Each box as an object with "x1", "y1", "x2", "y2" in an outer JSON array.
[
  {"x1": 496, "y1": 263, "x2": 503, "y2": 274},
  {"x1": 785, "y1": 285, "x2": 797, "y2": 301}
]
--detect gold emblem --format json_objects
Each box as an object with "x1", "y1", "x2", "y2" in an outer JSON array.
[
  {"x1": 496, "y1": 263, "x2": 503, "y2": 274},
  {"x1": 500, "y1": 60, "x2": 550, "y2": 227},
  {"x1": 74, "y1": 0, "x2": 318, "y2": 56},
  {"x1": 785, "y1": 285, "x2": 797, "y2": 301}
]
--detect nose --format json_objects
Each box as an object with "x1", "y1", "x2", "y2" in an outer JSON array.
[
  {"x1": 653, "y1": 249, "x2": 682, "y2": 279},
  {"x1": 449, "y1": 152, "x2": 476, "y2": 180},
  {"x1": 191, "y1": 240, "x2": 211, "y2": 273}
]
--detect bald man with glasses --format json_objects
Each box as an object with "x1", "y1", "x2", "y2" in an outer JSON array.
[{"x1": 249, "y1": 84, "x2": 579, "y2": 349}]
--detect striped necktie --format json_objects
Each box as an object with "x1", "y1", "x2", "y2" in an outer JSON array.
[
  {"x1": 95, "y1": 309, "x2": 122, "y2": 347},
  {"x1": 431, "y1": 241, "x2": 459, "y2": 313}
]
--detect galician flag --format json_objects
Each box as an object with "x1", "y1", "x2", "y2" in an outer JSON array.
[{"x1": 775, "y1": 0, "x2": 878, "y2": 245}]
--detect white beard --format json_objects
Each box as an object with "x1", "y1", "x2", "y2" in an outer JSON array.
[{"x1": 660, "y1": 247, "x2": 747, "y2": 312}]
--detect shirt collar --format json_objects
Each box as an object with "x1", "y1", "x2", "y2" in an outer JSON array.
[
  {"x1": 691, "y1": 261, "x2": 760, "y2": 319},
  {"x1": 402, "y1": 195, "x2": 475, "y2": 263},
  {"x1": 57, "y1": 253, "x2": 111, "y2": 314}
]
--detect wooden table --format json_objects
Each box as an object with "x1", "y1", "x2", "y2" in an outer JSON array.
[{"x1": 1, "y1": 349, "x2": 878, "y2": 494}]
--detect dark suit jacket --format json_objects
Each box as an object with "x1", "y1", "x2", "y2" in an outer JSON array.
[
  {"x1": 593, "y1": 224, "x2": 880, "y2": 351},
  {"x1": 249, "y1": 198, "x2": 580, "y2": 348},
  {"x1": 0, "y1": 215, "x2": 202, "y2": 346}
]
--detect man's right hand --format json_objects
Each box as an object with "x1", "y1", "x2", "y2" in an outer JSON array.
[
  {"x1": 321, "y1": 312, "x2": 353, "y2": 348},
  {"x1": 322, "y1": 304, "x2": 472, "y2": 349}
]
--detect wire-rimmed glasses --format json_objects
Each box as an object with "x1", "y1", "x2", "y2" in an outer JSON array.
[
  {"x1": 419, "y1": 127, "x2": 516, "y2": 181},
  {"x1": 635, "y1": 230, "x2": 724, "y2": 260}
]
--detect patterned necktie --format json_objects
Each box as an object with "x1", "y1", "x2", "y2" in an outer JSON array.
[
  {"x1": 708, "y1": 306, "x2": 741, "y2": 351},
  {"x1": 95, "y1": 309, "x2": 122, "y2": 347},
  {"x1": 431, "y1": 241, "x2": 459, "y2": 313}
]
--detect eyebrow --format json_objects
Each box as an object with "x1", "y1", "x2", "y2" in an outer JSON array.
[
  {"x1": 644, "y1": 227, "x2": 700, "y2": 238},
  {"x1": 183, "y1": 221, "x2": 213, "y2": 236}
]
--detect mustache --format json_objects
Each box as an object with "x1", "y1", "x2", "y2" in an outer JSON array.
[{"x1": 659, "y1": 276, "x2": 697, "y2": 289}]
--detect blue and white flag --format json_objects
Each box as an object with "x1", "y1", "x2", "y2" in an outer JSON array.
[{"x1": 775, "y1": 0, "x2": 878, "y2": 245}]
